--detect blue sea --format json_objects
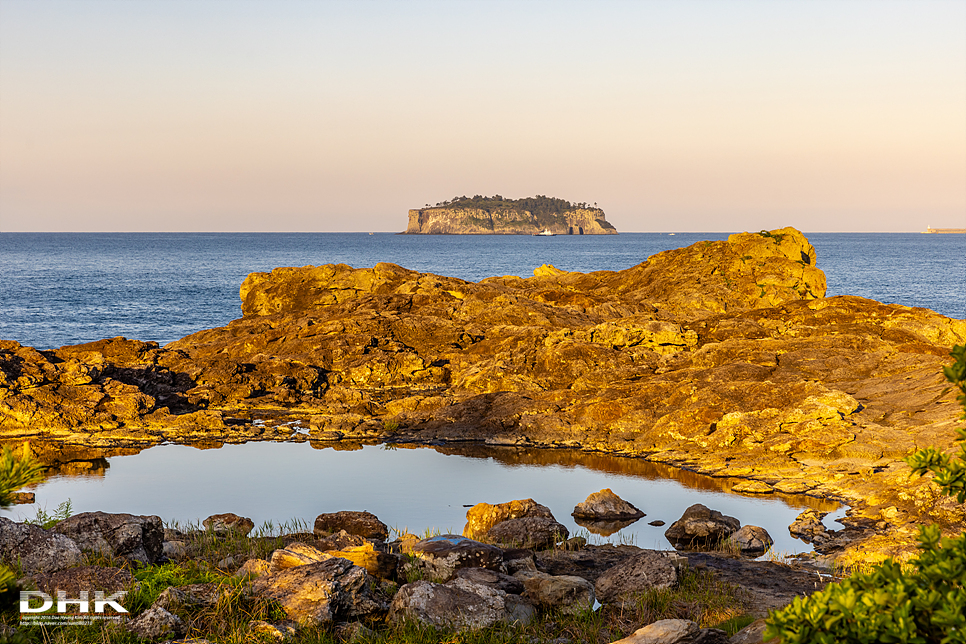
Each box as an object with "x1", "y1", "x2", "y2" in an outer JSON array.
[{"x1": 1, "y1": 232, "x2": 963, "y2": 350}]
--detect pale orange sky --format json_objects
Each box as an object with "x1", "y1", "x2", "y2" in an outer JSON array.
[{"x1": 1, "y1": 0, "x2": 964, "y2": 232}]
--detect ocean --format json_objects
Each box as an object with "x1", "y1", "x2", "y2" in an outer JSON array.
[{"x1": 1, "y1": 232, "x2": 963, "y2": 350}]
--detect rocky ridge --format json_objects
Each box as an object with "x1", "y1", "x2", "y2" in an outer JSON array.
[{"x1": 2, "y1": 227, "x2": 965, "y2": 566}]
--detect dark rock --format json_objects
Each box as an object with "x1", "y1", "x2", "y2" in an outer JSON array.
[{"x1": 314, "y1": 511, "x2": 388, "y2": 541}]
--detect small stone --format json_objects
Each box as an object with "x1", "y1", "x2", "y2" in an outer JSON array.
[
  {"x1": 249, "y1": 619, "x2": 300, "y2": 642},
  {"x1": 648, "y1": 520, "x2": 666, "y2": 527}
]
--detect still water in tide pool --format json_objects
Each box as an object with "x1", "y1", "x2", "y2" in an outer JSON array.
[{"x1": 5, "y1": 442, "x2": 843, "y2": 557}]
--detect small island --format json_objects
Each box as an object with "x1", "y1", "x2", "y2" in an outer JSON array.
[{"x1": 403, "y1": 195, "x2": 618, "y2": 235}]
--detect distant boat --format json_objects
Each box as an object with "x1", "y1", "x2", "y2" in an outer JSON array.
[
  {"x1": 669, "y1": 233, "x2": 675, "y2": 235},
  {"x1": 534, "y1": 229, "x2": 556, "y2": 236}
]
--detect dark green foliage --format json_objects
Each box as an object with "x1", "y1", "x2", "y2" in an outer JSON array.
[
  {"x1": 766, "y1": 345, "x2": 966, "y2": 643},
  {"x1": 431, "y1": 195, "x2": 606, "y2": 230}
]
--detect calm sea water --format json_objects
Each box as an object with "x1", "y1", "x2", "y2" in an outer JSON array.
[
  {"x1": 0, "y1": 232, "x2": 962, "y2": 553},
  {"x1": 1, "y1": 232, "x2": 963, "y2": 350}
]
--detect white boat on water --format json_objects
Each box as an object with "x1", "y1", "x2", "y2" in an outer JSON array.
[{"x1": 534, "y1": 229, "x2": 556, "y2": 236}]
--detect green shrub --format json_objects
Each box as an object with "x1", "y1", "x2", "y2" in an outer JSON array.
[{"x1": 766, "y1": 345, "x2": 966, "y2": 643}]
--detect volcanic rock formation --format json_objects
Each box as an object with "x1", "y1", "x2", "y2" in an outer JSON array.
[{"x1": 2, "y1": 227, "x2": 965, "y2": 565}]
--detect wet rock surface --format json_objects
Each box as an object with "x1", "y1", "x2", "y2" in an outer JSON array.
[{"x1": 3, "y1": 228, "x2": 965, "y2": 564}]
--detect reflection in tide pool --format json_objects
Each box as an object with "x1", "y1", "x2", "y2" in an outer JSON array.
[{"x1": 6, "y1": 441, "x2": 843, "y2": 556}]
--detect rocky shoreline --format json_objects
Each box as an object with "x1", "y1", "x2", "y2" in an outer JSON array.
[
  {"x1": 2, "y1": 494, "x2": 835, "y2": 643},
  {"x1": 2, "y1": 227, "x2": 964, "y2": 568}
]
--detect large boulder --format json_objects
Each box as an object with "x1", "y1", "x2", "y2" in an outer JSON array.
[
  {"x1": 594, "y1": 551, "x2": 678, "y2": 604},
  {"x1": 251, "y1": 558, "x2": 384, "y2": 626},
  {"x1": 409, "y1": 535, "x2": 503, "y2": 581},
  {"x1": 0, "y1": 517, "x2": 82, "y2": 573},
  {"x1": 314, "y1": 511, "x2": 388, "y2": 541},
  {"x1": 463, "y1": 499, "x2": 555, "y2": 541},
  {"x1": 485, "y1": 516, "x2": 569, "y2": 550},
  {"x1": 664, "y1": 505, "x2": 740, "y2": 550},
  {"x1": 572, "y1": 488, "x2": 645, "y2": 520},
  {"x1": 52, "y1": 511, "x2": 163, "y2": 565}
]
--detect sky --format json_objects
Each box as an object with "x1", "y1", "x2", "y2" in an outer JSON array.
[{"x1": 0, "y1": 0, "x2": 964, "y2": 233}]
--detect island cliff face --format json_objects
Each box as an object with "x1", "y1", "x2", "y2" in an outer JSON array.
[
  {"x1": 404, "y1": 207, "x2": 617, "y2": 235},
  {"x1": 3, "y1": 227, "x2": 965, "y2": 566}
]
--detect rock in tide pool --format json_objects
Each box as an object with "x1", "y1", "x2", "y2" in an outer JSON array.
[
  {"x1": 573, "y1": 488, "x2": 645, "y2": 520},
  {"x1": 664, "y1": 504, "x2": 740, "y2": 550}
]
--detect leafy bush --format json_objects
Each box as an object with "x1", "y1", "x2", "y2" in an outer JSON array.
[{"x1": 765, "y1": 345, "x2": 966, "y2": 643}]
